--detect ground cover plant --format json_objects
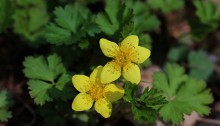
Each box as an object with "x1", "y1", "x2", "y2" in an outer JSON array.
[{"x1": 0, "y1": 0, "x2": 220, "y2": 126}]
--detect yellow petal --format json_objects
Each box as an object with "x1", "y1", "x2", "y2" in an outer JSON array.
[
  {"x1": 122, "y1": 63, "x2": 140, "y2": 84},
  {"x1": 90, "y1": 66, "x2": 103, "y2": 84},
  {"x1": 72, "y1": 75, "x2": 91, "y2": 92},
  {"x1": 100, "y1": 38, "x2": 119, "y2": 58},
  {"x1": 72, "y1": 93, "x2": 94, "y2": 111},
  {"x1": 131, "y1": 46, "x2": 151, "y2": 64},
  {"x1": 94, "y1": 98, "x2": 112, "y2": 118},
  {"x1": 120, "y1": 35, "x2": 139, "y2": 50},
  {"x1": 103, "y1": 84, "x2": 125, "y2": 102},
  {"x1": 101, "y1": 61, "x2": 121, "y2": 84}
]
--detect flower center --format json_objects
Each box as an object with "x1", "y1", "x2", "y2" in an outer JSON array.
[
  {"x1": 88, "y1": 83, "x2": 104, "y2": 101},
  {"x1": 115, "y1": 49, "x2": 131, "y2": 67}
]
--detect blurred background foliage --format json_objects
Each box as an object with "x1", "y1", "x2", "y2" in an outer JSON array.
[{"x1": 0, "y1": 0, "x2": 220, "y2": 126}]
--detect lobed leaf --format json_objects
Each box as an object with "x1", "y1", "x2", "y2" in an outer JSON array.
[
  {"x1": 96, "y1": 0, "x2": 133, "y2": 37},
  {"x1": 153, "y1": 63, "x2": 213, "y2": 124},
  {"x1": 13, "y1": 0, "x2": 49, "y2": 41},
  {"x1": 188, "y1": 50, "x2": 214, "y2": 80},
  {"x1": 45, "y1": 4, "x2": 100, "y2": 45},
  {"x1": 23, "y1": 54, "x2": 72, "y2": 105},
  {"x1": 194, "y1": 0, "x2": 220, "y2": 28},
  {"x1": 0, "y1": 90, "x2": 13, "y2": 122},
  {"x1": 148, "y1": 0, "x2": 184, "y2": 13}
]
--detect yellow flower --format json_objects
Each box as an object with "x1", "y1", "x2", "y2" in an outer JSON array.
[
  {"x1": 71, "y1": 66, "x2": 124, "y2": 118},
  {"x1": 99, "y1": 35, "x2": 151, "y2": 84}
]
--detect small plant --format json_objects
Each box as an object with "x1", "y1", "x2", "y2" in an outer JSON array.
[{"x1": 0, "y1": 0, "x2": 217, "y2": 125}]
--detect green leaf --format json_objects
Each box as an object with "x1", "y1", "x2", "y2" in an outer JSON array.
[
  {"x1": 194, "y1": 0, "x2": 220, "y2": 28},
  {"x1": 96, "y1": 0, "x2": 120, "y2": 35},
  {"x1": 23, "y1": 54, "x2": 65, "y2": 82},
  {"x1": 188, "y1": 50, "x2": 214, "y2": 80},
  {"x1": 13, "y1": 0, "x2": 49, "y2": 41},
  {"x1": 124, "y1": 82, "x2": 167, "y2": 123},
  {"x1": 153, "y1": 63, "x2": 213, "y2": 124},
  {"x1": 0, "y1": 0, "x2": 13, "y2": 32},
  {"x1": 123, "y1": 82, "x2": 138, "y2": 102},
  {"x1": 45, "y1": 4, "x2": 100, "y2": 45},
  {"x1": 140, "y1": 88, "x2": 167, "y2": 107},
  {"x1": 168, "y1": 45, "x2": 188, "y2": 62},
  {"x1": 23, "y1": 54, "x2": 71, "y2": 105},
  {"x1": 0, "y1": 109, "x2": 12, "y2": 122},
  {"x1": 188, "y1": 18, "x2": 214, "y2": 41},
  {"x1": 96, "y1": 0, "x2": 133, "y2": 37},
  {"x1": 49, "y1": 85, "x2": 76, "y2": 102},
  {"x1": 139, "y1": 34, "x2": 152, "y2": 50},
  {"x1": 131, "y1": 87, "x2": 167, "y2": 123},
  {"x1": 132, "y1": 105, "x2": 157, "y2": 123},
  {"x1": 189, "y1": 0, "x2": 220, "y2": 41},
  {"x1": 120, "y1": 21, "x2": 134, "y2": 38},
  {"x1": 55, "y1": 74, "x2": 71, "y2": 90},
  {"x1": 176, "y1": 78, "x2": 213, "y2": 115},
  {"x1": 153, "y1": 63, "x2": 187, "y2": 97},
  {"x1": 126, "y1": 1, "x2": 160, "y2": 33},
  {"x1": 28, "y1": 80, "x2": 53, "y2": 105},
  {"x1": 0, "y1": 90, "x2": 13, "y2": 122},
  {"x1": 148, "y1": 0, "x2": 184, "y2": 13},
  {"x1": 0, "y1": 90, "x2": 9, "y2": 108}
]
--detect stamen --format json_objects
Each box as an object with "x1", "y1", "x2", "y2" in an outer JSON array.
[{"x1": 88, "y1": 83, "x2": 105, "y2": 101}]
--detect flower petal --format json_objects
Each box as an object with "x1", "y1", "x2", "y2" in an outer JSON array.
[
  {"x1": 94, "y1": 98, "x2": 112, "y2": 118},
  {"x1": 103, "y1": 84, "x2": 125, "y2": 102},
  {"x1": 72, "y1": 75, "x2": 91, "y2": 92},
  {"x1": 72, "y1": 93, "x2": 94, "y2": 111},
  {"x1": 90, "y1": 66, "x2": 103, "y2": 84},
  {"x1": 100, "y1": 38, "x2": 120, "y2": 58},
  {"x1": 131, "y1": 46, "x2": 151, "y2": 64},
  {"x1": 122, "y1": 63, "x2": 141, "y2": 84},
  {"x1": 120, "y1": 35, "x2": 139, "y2": 50},
  {"x1": 101, "y1": 61, "x2": 121, "y2": 84}
]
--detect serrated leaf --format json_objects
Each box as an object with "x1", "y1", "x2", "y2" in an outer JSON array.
[
  {"x1": 148, "y1": 0, "x2": 184, "y2": 13},
  {"x1": 28, "y1": 80, "x2": 53, "y2": 105},
  {"x1": 13, "y1": 0, "x2": 49, "y2": 41},
  {"x1": 140, "y1": 88, "x2": 167, "y2": 107},
  {"x1": 47, "y1": 54, "x2": 66, "y2": 80},
  {"x1": 123, "y1": 82, "x2": 138, "y2": 102},
  {"x1": 126, "y1": 1, "x2": 160, "y2": 33},
  {"x1": 55, "y1": 74, "x2": 71, "y2": 90},
  {"x1": 154, "y1": 63, "x2": 187, "y2": 97},
  {"x1": 96, "y1": 0, "x2": 133, "y2": 37},
  {"x1": 188, "y1": 50, "x2": 214, "y2": 80},
  {"x1": 23, "y1": 54, "x2": 65, "y2": 82},
  {"x1": 176, "y1": 78, "x2": 213, "y2": 115},
  {"x1": 23, "y1": 54, "x2": 71, "y2": 105},
  {"x1": 132, "y1": 105, "x2": 157, "y2": 123},
  {"x1": 124, "y1": 82, "x2": 166, "y2": 123},
  {"x1": 0, "y1": 109, "x2": 12, "y2": 122},
  {"x1": 45, "y1": 4, "x2": 100, "y2": 45},
  {"x1": 188, "y1": 18, "x2": 214, "y2": 41},
  {"x1": 131, "y1": 87, "x2": 167, "y2": 123},
  {"x1": 23, "y1": 56, "x2": 53, "y2": 82},
  {"x1": 0, "y1": 90, "x2": 13, "y2": 122},
  {"x1": 0, "y1": 90, "x2": 9, "y2": 108},
  {"x1": 194, "y1": 0, "x2": 220, "y2": 28},
  {"x1": 153, "y1": 63, "x2": 213, "y2": 124},
  {"x1": 121, "y1": 21, "x2": 134, "y2": 38}
]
